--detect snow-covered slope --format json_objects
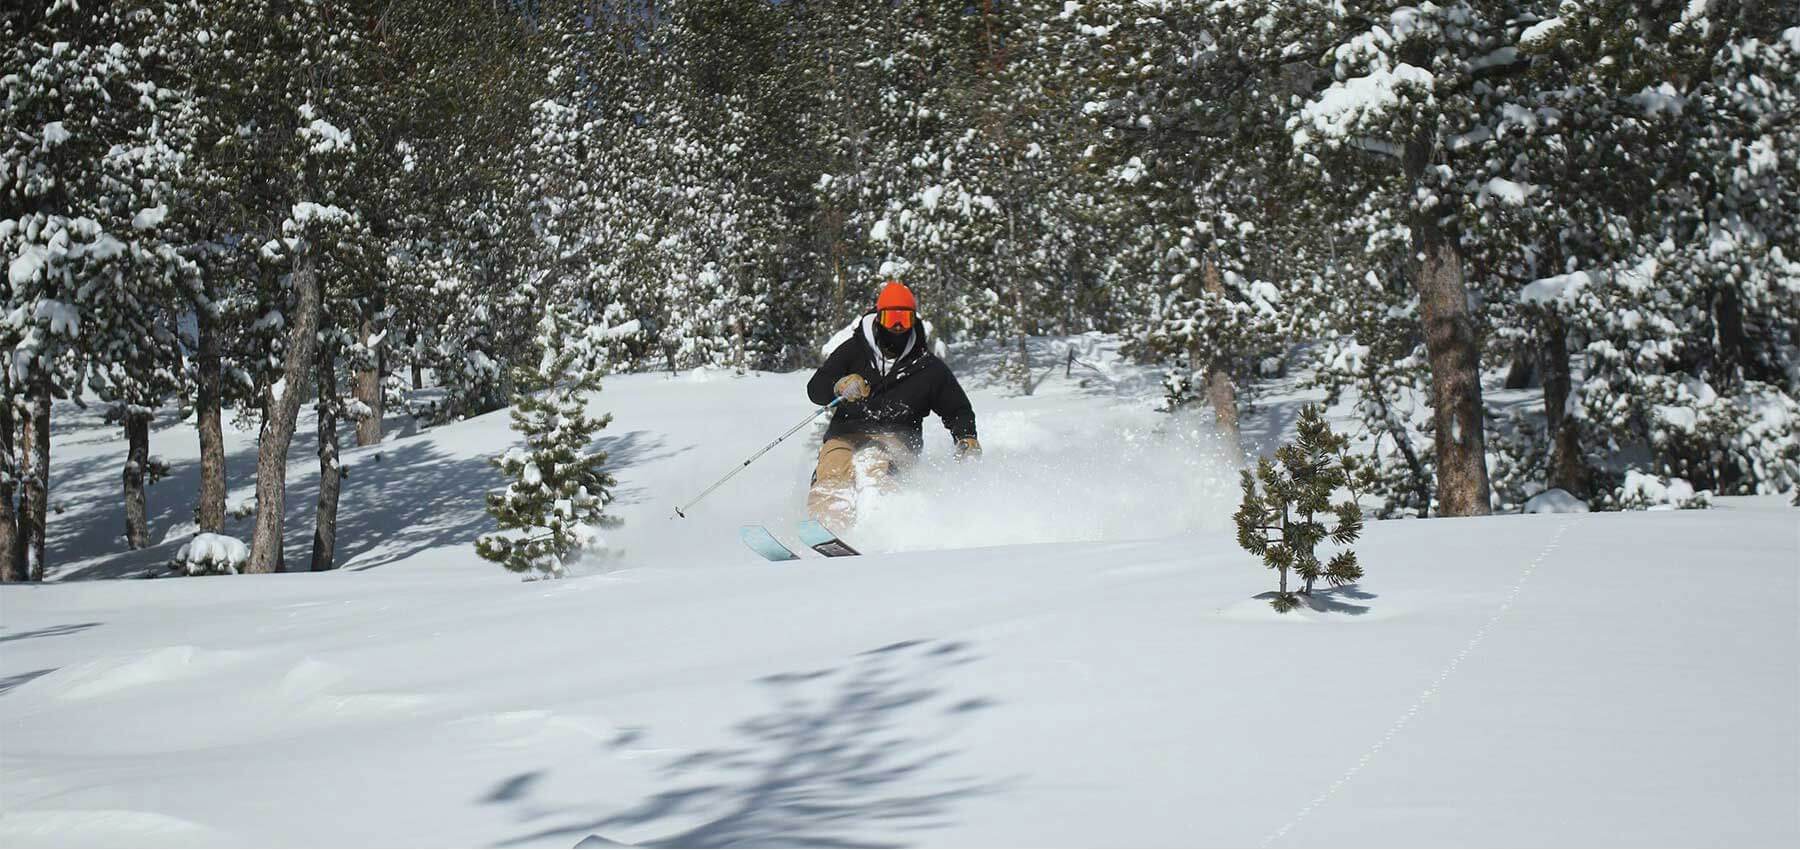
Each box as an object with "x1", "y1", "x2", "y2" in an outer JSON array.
[
  {"x1": 34, "y1": 335, "x2": 1229, "y2": 580},
  {"x1": 2, "y1": 336, "x2": 1796, "y2": 847}
]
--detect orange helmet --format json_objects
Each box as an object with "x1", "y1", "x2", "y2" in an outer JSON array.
[{"x1": 875, "y1": 281, "x2": 916, "y2": 332}]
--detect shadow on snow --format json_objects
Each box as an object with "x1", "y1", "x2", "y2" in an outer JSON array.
[
  {"x1": 45, "y1": 400, "x2": 682, "y2": 579},
  {"x1": 491, "y1": 639, "x2": 1002, "y2": 849},
  {"x1": 0, "y1": 621, "x2": 102, "y2": 643}
]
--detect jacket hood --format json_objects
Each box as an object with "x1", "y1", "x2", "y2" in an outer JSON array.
[{"x1": 858, "y1": 312, "x2": 931, "y2": 377}]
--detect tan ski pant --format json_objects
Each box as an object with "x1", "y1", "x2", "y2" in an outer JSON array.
[{"x1": 807, "y1": 432, "x2": 913, "y2": 530}]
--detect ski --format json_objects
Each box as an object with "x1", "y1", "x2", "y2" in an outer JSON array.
[
  {"x1": 797, "y1": 518, "x2": 860, "y2": 557},
  {"x1": 739, "y1": 524, "x2": 800, "y2": 562}
]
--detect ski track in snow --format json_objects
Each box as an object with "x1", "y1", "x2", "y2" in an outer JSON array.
[{"x1": 1263, "y1": 518, "x2": 1574, "y2": 846}]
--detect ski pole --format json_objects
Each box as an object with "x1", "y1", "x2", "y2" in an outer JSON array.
[{"x1": 673, "y1": 397, "x2": 843, "y2": 519}]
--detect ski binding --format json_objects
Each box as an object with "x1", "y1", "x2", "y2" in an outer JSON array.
[{"x1": 797, "y1": 518, "x2": 860, "y2": 557}]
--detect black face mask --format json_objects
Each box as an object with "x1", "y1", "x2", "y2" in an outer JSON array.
[{"x1": 875, "y1": 322, "x2": 912, "y2": 357}]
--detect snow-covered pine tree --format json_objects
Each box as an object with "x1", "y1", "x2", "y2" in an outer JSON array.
[
  {"x1": 796, "y1": 1, "x2": 1008, "y2": 348},
  {"x1": 300, "y1": 0, "x2": 495, "y2": 570},
  {"x1": 153, "y1": 0, "x2": 260, "y2": 536},
  {"x1": 941, "y1": 0, "x2": 1103, "y2": 394},
  {"x1": 1060, "y1": 0, "x2": 1306, "y2": 452},
  {"x1": 1552, "y1": 6, "x2": 1800, "y2": 503},
  {"x1": 476, "y1": 308, "x2": 618, "y2": 578},
  {"x1": 1275, "y1": 1, "x2": 1520, "y2": 517},
  {"x1": 1, "y1": 0, "x2": 200, "y2": 575},
  {"x1": 792, "y1": 1, "x2": 921, "y2": 334},
  {"x1": 381, "y1": 1, "x2": 552, "y2": 424},
  {"x1": 307, "y1": 210, "x2": 381, "y2": 574},
  {"x1": 560, "y1": 2, "x2": 674, "y2": 375},
  {"x1": 337, "y1": 12, "x2": 427, "y2": 453},
  {"x1": 1461, "y1": 3, "x2": 1800, "y2": 508},
  {"x1": 83, "y1": 2, "x2": 205, "y2": 552},
  {"x1": 208, "y1": 0, "x2": 373, "y2": 574},
  {"x1": 1421, "y1": 2, "x2": 1655, "y2": 510},
  {"x1": 1307, "y1": 265, "x2": 1440, "y2": 517},
  {"x1": 627, "y1": 0, "x2": 784, "y2": 374}
]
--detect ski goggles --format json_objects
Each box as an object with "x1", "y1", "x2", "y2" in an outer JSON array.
[{"x1": 878, "y1": 307, "x2": 915, "y2": 332}]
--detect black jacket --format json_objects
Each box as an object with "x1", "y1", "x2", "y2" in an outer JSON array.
[{"x1": 807, "y1": 316, "x2": 977, "y2": 452}]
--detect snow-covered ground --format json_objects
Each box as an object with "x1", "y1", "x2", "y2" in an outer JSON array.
[{"x1": 2, "y1": 335, "x2": 1796, "y2": 847}]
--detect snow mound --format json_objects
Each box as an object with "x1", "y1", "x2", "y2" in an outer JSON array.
[
  {"x1": 1520, "y1": 270, "x2": 1592, "y2": 305},
  {"x1": 172, "y1": 533, "x2": 248, "y2": 575},
  {"x1": 1294, "y1": 63, "x2": 1434, "y2": 145},
  {"x1": 48, "y1": 645, "x2": 255, "y2": 701},
  {"x1": 681, "y1": 365, "x2": 726, "y2": 383},
  {"x1": 160, "y1": 520, "x2": 200, "y2": 543},
  {"x1": 0, "y1": 809, "x2": 240, "y2": 847},
  {"x1": 131, "y1": 204, "x2": 168, "y2": 230},
  {"x1": 1619, "y1": 471, "x2": 1710, "y2": 510},
  {"x1": 1524, "y1": 488, "x2": 1589, "y2": 514},
  {"x1": 1520, "y1": 16, "x2": 1565, "y2": 48}
]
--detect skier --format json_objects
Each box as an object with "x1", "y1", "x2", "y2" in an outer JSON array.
[{"x1": 806, "y1": 280, "x2": 979, "y2": 529}]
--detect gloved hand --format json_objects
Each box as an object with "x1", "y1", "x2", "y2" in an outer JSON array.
[
  {"x1": 833, "y1": 373, "x2": 871, "y2": 402},
  {"x1": 954, "y1": 436, "x2": 982, "y2": 461}
]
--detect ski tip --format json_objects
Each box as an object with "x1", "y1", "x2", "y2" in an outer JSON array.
[{"x1": 740, "y1": 524, "x2": 801, "y2": 561}]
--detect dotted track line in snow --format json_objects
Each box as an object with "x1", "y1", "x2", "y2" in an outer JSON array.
[{"x1": 1260, "y1": 518, "x2": 1573, "y2": 847}]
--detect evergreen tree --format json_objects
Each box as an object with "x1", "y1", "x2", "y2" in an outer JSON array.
[
  {"x1": 394, "y1": 0, "x2": 552, "y2": 422},
  {"x1": 1235, "y1": 405, "x2": 1368, "y2": 613},
  {"x1": 1, "y1": 0, "x2": 197, "y2": 577},
  {"x1": 1063, "y1": 0, "x2": 1301, "y2": 445},
  {"x1": 1548, "y1": 5, "x2": 1800, "y2": 502},
  {"x1": 476, "y1": 308, "x2": 619, "y2": 578}
]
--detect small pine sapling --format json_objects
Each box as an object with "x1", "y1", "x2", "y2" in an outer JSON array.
[
  {"x1": 1234, "y1": 405, "x2": 1367, "y2": 613},
  {"x1": 476, "y1": 308, "x2": 619, "y2": 578}
]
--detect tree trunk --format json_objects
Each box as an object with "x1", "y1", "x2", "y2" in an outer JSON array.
[
  {"x1": 312, "y1": 344, "x2": 342, "y2": 572},
  {"x1": 354, "y1": 318, "x2": 383, "y2": 447},
  {"x1": 195, "y1": 294, "x2": 227, "y2": 532},
  {"x1": 246, "y1": 256, "x2": 323, "y2": 574},
  {"x1": 980, "y1": 0, "x2": 998, "y2": 69},
  {"x1": 1502, "y1": 344, "x2": 1537, "y2": 390},
  {"x1": 1205, "y1": 368, "x2": 1240, "y2": 447},
  {"x1": 833, "y1": 246, "x2": 846, "y2": 315},
  {"x1": 1005, "y1": 205, "x2": 1033, "y2": 397},
  {"x1": 18, "y1": 395, "x2": 35, "y2": 579},
  {"x1": 0, "y1": 383, "x2": 19, "y2": 583},
  {"x1": 123, "y1": 409, "x2": 151, "y2": 550},
  {"x1": 1541, "y1": 312, "x2": 1586, "y2": 498},
  {"x1": 1200, "y1": 256, "x2": 1243, "y2": 456},
  {"x1": 1016, "y1": 333, "x2": 1031, "y2": 396},
  {"x1": 25, "y1": 376, "x2": 49, "y2": 580},
  {"x1": 1712, "y1": 283, "x2": 1747, "y2": 390},
  {"x1": 1407, "y1": 141, "x2": 1491, "y2": 517},
  {"x1": 411, "y1": 359, "x2": 423, "y2": 390}
]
